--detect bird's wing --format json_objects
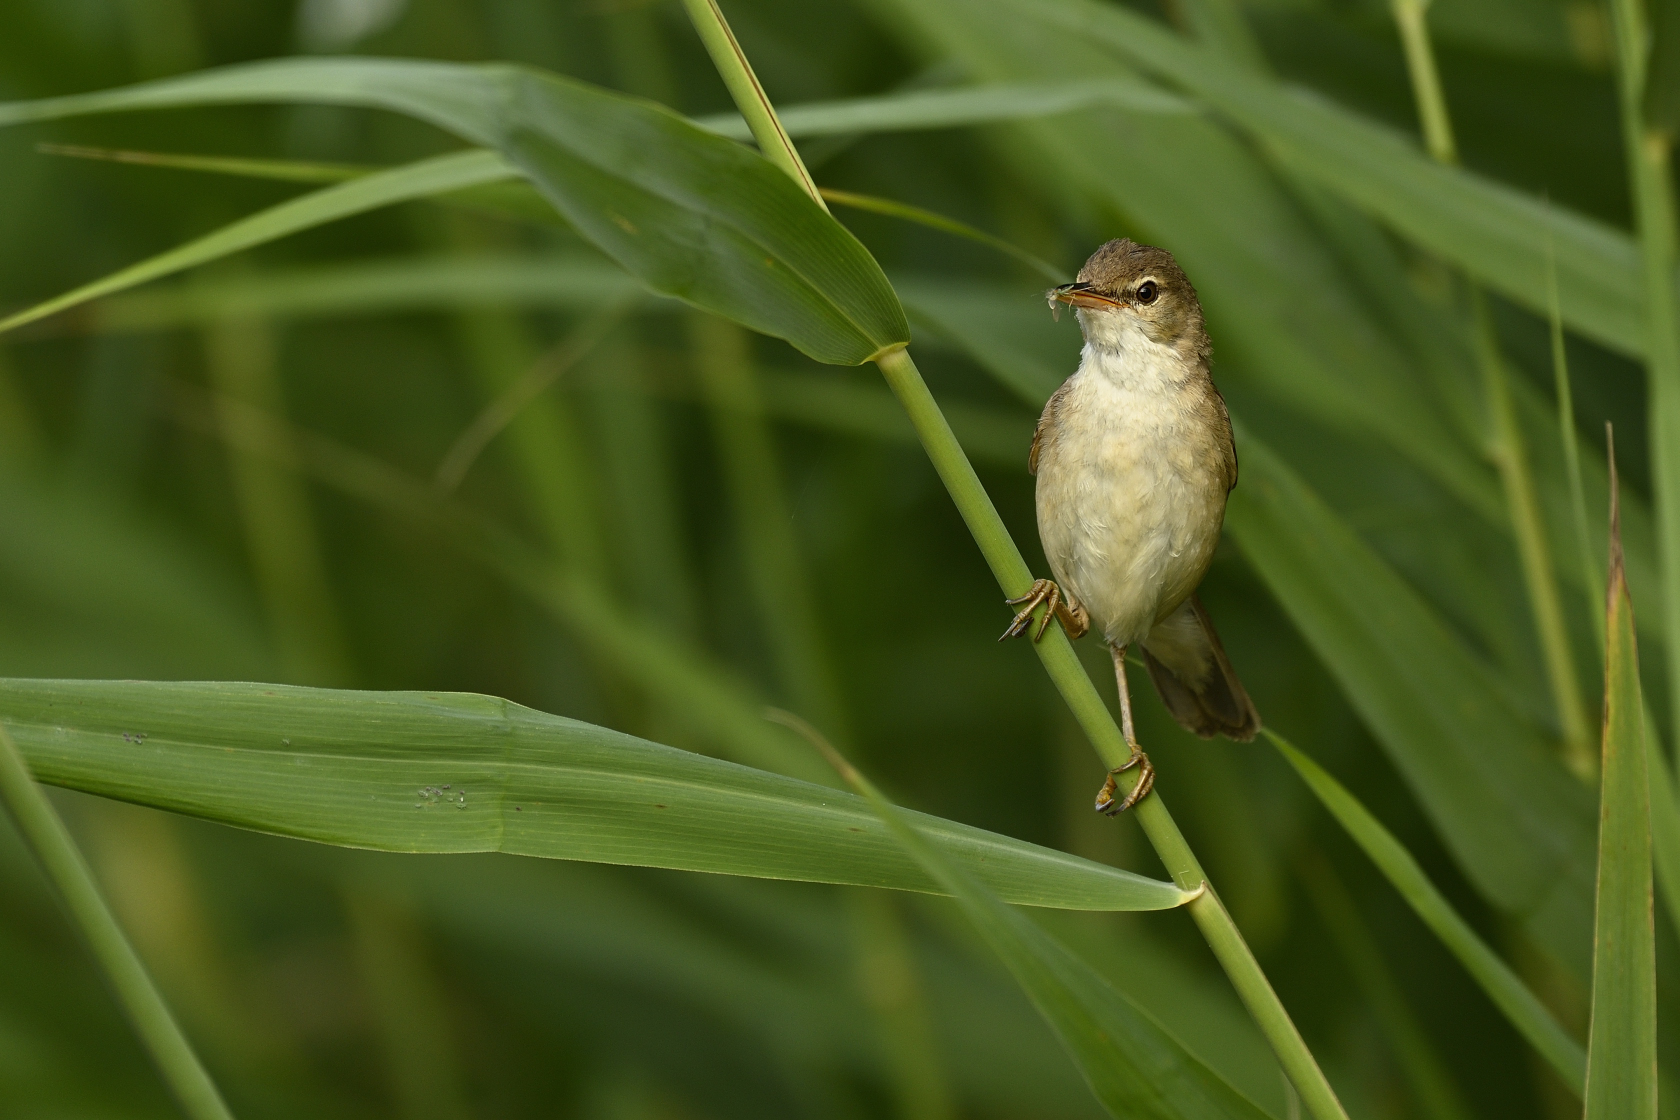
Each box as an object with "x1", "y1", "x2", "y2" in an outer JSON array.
[
  {"x1": 1210, "y1": 382, "x2": 1238, "y2": 492},
  {"x1": 1029, "y1": 379, "x2": 1074, "y2": 475}
]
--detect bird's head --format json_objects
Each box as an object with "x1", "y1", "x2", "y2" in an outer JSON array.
[{"x1": 1048, "y1": 239, "x2": 1207, "y2": 361}]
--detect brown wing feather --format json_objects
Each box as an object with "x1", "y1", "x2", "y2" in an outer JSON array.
[
  {"x1": 1030, "y1": 379, "x2": 1074, "y2": 476},
  {"x1": 1209, "y1": 381, "x2": 1238, "y2": 492}
]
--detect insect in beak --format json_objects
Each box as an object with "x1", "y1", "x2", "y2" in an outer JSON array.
[{"x1": 1046, "y1": 281, "x2": 1128, "y2": 320}]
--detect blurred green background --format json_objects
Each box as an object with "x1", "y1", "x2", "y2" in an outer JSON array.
[{"x1": 0, "y1": 0, "x2": 1661, "y2": 1117}]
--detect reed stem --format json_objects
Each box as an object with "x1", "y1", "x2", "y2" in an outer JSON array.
[
  {"x1": 1608, "y1": 0, "x2": 1680, "y2": 754},
  {"x1": 1392, "y1": 0, "x2": 1592, "y2": 773},
  {"x1": 875, "y1": 346, "x2": 1348, "y2": 1120},
  {"x1": 682, "y1": 1, "x2": 1347, "y2": 1110},
  {"x1": 0, "y1": 723, "x2": 234, "y2": 1120}
]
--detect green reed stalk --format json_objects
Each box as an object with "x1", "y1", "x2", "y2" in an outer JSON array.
[
  {"x1": 1609, "y1": 0, "x2": 1680, "y2": 755},
  {"x1": 1391, "y1": 0, "x2": 1593, "y2": 774},
  {"x1": 0, "y1": 723, "x2": 235, "y2": 1120},
  {"x1": 873, "y1": 347, "x2": 1347, "y2": 1120},
  {"x1": 682, "y1": 6, "x2": 1348, "y2": 1115},
  {"x1": 1545, "y1": 235, "x2": 1606, "y2": 656}
]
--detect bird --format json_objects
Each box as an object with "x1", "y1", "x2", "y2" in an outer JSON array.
[{"x1": 1000, "y1": 238, "x2": 1259, "y2": 816}]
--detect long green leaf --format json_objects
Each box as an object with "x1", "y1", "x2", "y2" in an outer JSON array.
[
  {"x1": 0, "y1": 679, "x2": 1190, "y2": 913},
  {"x1": 0, "y1": 58, "x2": 908, "y2": 364},
  {"x1": 0, "y1": 150, "x2": 519, "y2": 334},
  {"x1": 692, "y1": 77, "x2": 1196, "y2": 137},
  {"x1": 808, "y1": 726, "x2": 1273, "y2": 1120},
  {"x1": 1269, "y1": 731, "x2": 1585, "y2": 1092},
  {"x1": 1584, "y1": 486, "x2": 1658, "y2": 1119},
  {"x1": 1228, "y1": 434, "x2": 1597, "y2": 977}
]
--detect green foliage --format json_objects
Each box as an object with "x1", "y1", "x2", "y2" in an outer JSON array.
[
  {"x1": 0, "y1": 678, "x2": 1188, "y2": 910},
  {"x1": 0, "y1": 57, "x2": 910, "y2": 364},
  {"x1": 1585, "y1": 495, "x2": 1658, "y2": 1119},
  {"x1": 0, "y1": 0, "x2": 1673, "y2": 1116},
  {"x1": 821, "y1": 733, "x2": 1272, "y2": 1120}
]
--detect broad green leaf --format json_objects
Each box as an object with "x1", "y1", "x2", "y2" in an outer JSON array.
[
  {"x1": 1584, "y1": 504, "x2": 1657, "y2": 1120},
  {"x1": 0, "y1": 58, "x2": 909, "y2": 365},
  {"x1": 817, "y1": 738, "x2": 1274, "y2": 1120},
  {"x1": 1227, "y1": 433, "x2": 1597, "y2": 977},
  {"x1": 0, "y1": 150, "x2": 520, "y2": 334},
  {"x1": 0, "y1": 679, "x2": 1190, "y2": 913},
  {"x1": 1269, "y1": 731, "x2": 1585, "y2": 1092}
]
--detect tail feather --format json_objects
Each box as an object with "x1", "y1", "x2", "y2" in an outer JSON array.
[{"x1": 1139, "y1": 597, "x2": 1259, "y2": 741}]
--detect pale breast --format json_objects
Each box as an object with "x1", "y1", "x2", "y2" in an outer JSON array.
[{"x1": 1033, "y1": 344, "x2": 1231, "y2": 647}]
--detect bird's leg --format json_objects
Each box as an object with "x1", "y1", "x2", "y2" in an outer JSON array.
[
  {"x1": 999, "y1": 579, "x2": 1089, "y2": 643},
  {"x1": 1094, "y1": 644, "x2": 1155, "y2": 815}
]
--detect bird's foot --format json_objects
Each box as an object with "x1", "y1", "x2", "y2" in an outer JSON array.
[
  {"x1": 999, "y1": 579, "x2": 1089, "y2": 642},
  {"x1": 1094, "y1": 745, "x2": 1154, "y2": 816}
]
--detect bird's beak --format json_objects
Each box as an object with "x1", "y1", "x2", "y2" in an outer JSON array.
[{"x1": 1048, "y1": 281, "x2": 1127, "y2": 312}]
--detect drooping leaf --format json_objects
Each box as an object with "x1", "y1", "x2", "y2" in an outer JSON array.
[
  {"x1": 0, "y1": 58, "x2": 908, "y2": 365},
  {"x1": 1270, "y1": 731, "x2": 1585, "y2": 1092},
  {"x1": 0, "y1": 679, "x2": 1191, "y2": 913},
  {"x1": 1583, "y1": 484, "x2": 1657, "y2": 1120},
  {"x1": 1228, "y1": 433, "x2": 1597, "y2": 976},
  {"x1": 814, "y1": 735, "x2": 1276, "y2": 1120}
]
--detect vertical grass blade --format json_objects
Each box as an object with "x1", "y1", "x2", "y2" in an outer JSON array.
[
  {"x1": 1583, "y1": 458, "x2": 1658, "y2": 1120},
  {"x1": 1610, "y1": 0, "x2": 1680, "y2": 746},
  {"x1": 1547, "y1": 231, "x2": 1607, "y2": 655},
  {"x1": 803, "y1": 721, "x2": 1269, "y2": 1120},
  {"x1": 1268, "y1": 729, "x2": 1586, "y2": 1092},
  {"x1": 0, "y1": 723, "x2": 235, "y2": 1120},
  {"x1": 203, "y1": 316, "x2": 354, "y2": 687},
  {"x1": 693, "y1": 315, "x2": 849, "y2": 737},
  {"x1": 1389, "y1": 0, "x2": 1591, "y2": 771}
]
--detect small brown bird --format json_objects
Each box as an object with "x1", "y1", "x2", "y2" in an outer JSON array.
[{"x1": 1001, "y1": 239, "x2": 1259, "y2": 815}]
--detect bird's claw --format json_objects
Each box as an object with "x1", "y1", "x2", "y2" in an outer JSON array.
[
  {"x1": 999, "y1": 579, "x2": 1087, "y2": 643},
  {"x1": 1094, "y1": 746, "x2": 1154, "y2": 816}
]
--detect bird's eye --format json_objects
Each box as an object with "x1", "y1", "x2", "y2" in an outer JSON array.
[{"x1": 1135, "y1": 280, "x2": 1159, "y2": 305}]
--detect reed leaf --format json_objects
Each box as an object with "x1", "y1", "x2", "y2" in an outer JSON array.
[
  {"x1": 1583, "y1": 473, "x2": 1658, "y2": 1120},
  {"x1": 0, "y1": 679, "x2": 1191, "y2": 912},
  {"x1": 0, "y1": 58, "x2": 908, "y2": 364}
]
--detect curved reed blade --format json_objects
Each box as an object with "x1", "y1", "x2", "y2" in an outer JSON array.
[{"x1": 0, "y1": 678, "x2": 1192, "y2": 914}]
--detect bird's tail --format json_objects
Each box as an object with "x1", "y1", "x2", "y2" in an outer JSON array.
[{"x1": 1139, "y1": 597, "x2": 1259, "y2": 741}]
